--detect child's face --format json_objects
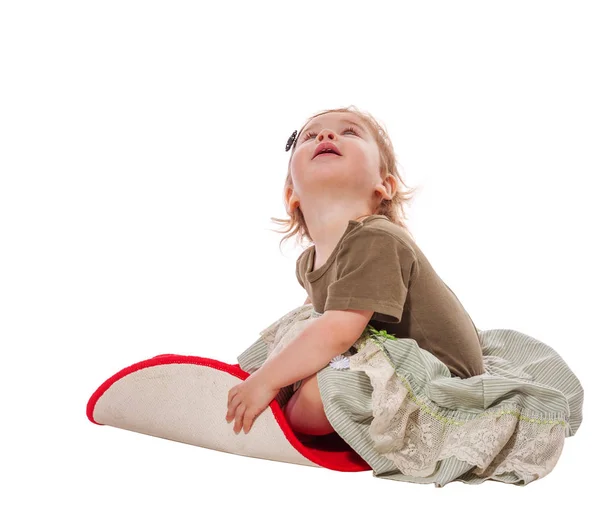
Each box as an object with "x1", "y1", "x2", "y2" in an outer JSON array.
[{"x1": 289, "y1": 112, "x2": 382, "y2": 202}]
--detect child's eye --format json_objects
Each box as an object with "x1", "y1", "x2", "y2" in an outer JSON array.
[{"x1": 301, "y1": 126, "x2": 359, "y2": 142}]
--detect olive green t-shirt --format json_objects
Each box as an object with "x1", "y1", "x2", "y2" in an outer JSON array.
[{"x1": 295, "y1": 215, "x2": 485, "y2": 379}]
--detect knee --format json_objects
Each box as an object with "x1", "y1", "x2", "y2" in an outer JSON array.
[{"x1": 283, "y1": 375, "x2": 335, "y2": 436}]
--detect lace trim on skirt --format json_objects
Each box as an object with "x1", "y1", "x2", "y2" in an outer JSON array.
[{"x1": 349, "y1": 334, "x2": 567, "y2": 481}]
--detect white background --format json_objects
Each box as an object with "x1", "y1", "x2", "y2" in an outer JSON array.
[{"x1": 1, "y1": 1, "x2": 598, "y2": 512}]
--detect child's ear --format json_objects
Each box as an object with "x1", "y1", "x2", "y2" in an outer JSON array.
[
  {"x1": 285, "y1": 187, "x2": 300, "y2": 213},
  {"x1": 375, "y1": 175, "x2": 397, "y2": 201}
]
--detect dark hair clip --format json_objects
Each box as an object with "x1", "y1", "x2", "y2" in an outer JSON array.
[{"x1": 285, "y1": 130, "x2": 298, "y2": 152}]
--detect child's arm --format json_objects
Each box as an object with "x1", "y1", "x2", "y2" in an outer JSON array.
[
  {"x1": 252, "y1": 312, "x2": 360, "y2": 390},
  {"x1": 253, "y1": 310, "x2": 371, "y2": 390}
]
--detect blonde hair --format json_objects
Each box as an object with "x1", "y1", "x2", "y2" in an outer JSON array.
[{"x1": 270, "y1": 105, "x2": 421, "y2": 250}]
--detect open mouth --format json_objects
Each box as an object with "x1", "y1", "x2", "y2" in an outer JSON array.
[
  {"x1": 313, "y1": 143, "x2": 342, "y2": 159},
  {"x1": 315, "y1": 152, "x2": 340, "y2": 158}
]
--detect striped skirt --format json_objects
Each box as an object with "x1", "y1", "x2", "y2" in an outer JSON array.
[{"x1": 237, "y1": 305, "x2": 584, "y2": 487}]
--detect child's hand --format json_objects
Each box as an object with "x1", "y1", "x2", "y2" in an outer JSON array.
[{"x1": 225, "y1": 374, "x2": 280, "y2": 435}]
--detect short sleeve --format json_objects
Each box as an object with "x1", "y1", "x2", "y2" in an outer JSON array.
[{"x1": 324, "y1": 229, "x2": 417, "y2": 323}]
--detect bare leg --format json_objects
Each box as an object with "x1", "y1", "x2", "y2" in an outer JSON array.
[{"x1": 283, "y1": 372, "x2": 336, "y2": 436}]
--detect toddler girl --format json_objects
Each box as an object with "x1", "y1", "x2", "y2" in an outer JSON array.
[
  {"x1": 229, "y1": 106, "x2": 583, "y2": 486},
  {"x1": 226, "y1": 105, "x2": 485, "y2": 438}
]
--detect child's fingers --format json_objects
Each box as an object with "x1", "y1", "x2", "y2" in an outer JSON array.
[
  {"x1": 226, "y1": 394, "x2": 242, "y2": 423},
  {"x1": 227, "y1": 386, "x2": 236, "y2": 404},
  {"x1": 243, "y1": 410, "x2": 258, "y2": 434},
  {"x1": 233, "y1": 405, "x2": 246, "y2": 434}
]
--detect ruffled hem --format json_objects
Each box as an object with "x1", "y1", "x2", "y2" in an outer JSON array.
[{"x1": 348, "y1": 331, "x2": 569, "y2": 482}]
